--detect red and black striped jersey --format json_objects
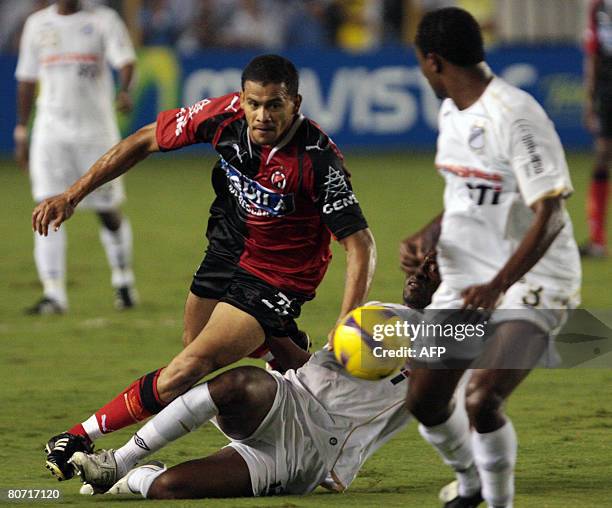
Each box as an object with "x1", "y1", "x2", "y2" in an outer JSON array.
[{"x1": 155, "y1": 93, "x2": 368, "y2": 297}]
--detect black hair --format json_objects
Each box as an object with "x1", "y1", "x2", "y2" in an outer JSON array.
[
  {"x1": 241, "y1": 54, "x2": 299, "y2": 96},
  {"x1": 415, "y1": 7, "x2": 485, "y2": 66}
]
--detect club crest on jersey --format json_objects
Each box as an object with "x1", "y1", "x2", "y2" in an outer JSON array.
[
  {"x1": 81, "y1": 23, "x2": 94, "y2": 35},
  {"x1": 270, "y1": 169, "x2": 287, "y2": 190},
  {"x1": 221, "y1": 159, "x2": 295, "y2": 217},
  {"x1": 468, "y1": 125, "x2": 486, "y2": 152}
]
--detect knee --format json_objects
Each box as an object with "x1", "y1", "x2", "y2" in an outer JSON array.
[
  {"x1": 148, "y1": 471, "x2": 188, "y2": 499},
  {"x1": 98, "y1": 210, "x2": 122, "y2": 231},
  {"x1": 465, "y1": 383, "x2": 504, "y2": 430},
  {"x1": 210, "y1": 367, "x2": 266, "y2": 410},
  {"x1": 405, "y1": 393, "x2": 452, "y2": 427}
]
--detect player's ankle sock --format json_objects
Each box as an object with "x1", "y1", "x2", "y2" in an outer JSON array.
[
  {"x1": 472, "y1": 420, "x2": 517, "y2": 508},
  {"x1": 127, "y1": 464, "x2": 167, "y2": 498},
  {"x1": 114, "y1": 383, "x2": 218, "y2": 474},
  {"x1": 99, "y1": 219, "x2": 135, "y2": 287},
  {"x1": 34, "y1": 229, "x2": 67, "y2": 306},
  {"x1": 67, "y1": 369, "x2": 166, "y2": 443},
  {"x1": 587, "y1": 173, "x2": 609, "y2": 246},
  {"x1": 418, "y1": 402, "x2": 480, "y2": 497}
]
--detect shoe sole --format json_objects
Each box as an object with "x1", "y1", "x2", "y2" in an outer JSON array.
[{"x1": 45, "y1": 460, "x2": 67, "y2": 481}]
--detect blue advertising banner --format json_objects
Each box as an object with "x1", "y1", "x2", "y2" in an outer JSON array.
[{"x1": 0, "y1": 45, "x2": 588, "y2": 154}]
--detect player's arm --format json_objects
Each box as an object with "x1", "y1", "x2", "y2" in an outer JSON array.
[
  {"x1": 32, "y1": 123, "x2": 159, "y2": 235},
  {"x1": 399, "y1": 212, "x2": 443, "y2": 275},
  {"x1": 115, "y1": 62, "x2": 135, "y2": 114},
  {"x1": 337, "y1": 228, "x2": 376, "y2": 321},
  {"x1": 14, "y1": 80, "x2": 36, "y2": 172},
  {"x1": 461, "y1": 195, "x2": 565, "y2": 310}
]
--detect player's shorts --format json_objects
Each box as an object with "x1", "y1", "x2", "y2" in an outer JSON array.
[
  {"x1": 223, "y1": 370, "x2": 335, "y2": 496},
  {"x1": 190, "y1": 252, "x2": 311, "y2": 337},
  {"x1": 29, "y1": 134, "x2": 124, "y2": 210},
  {"x1": 594, "y1": 86, "x2": 612, "y2": 138},
  {"x1": 415, "y1": 275, "x2": 581, "y2": 366}
]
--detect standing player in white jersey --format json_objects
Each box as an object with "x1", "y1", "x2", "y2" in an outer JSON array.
[
  {"x1": 402, "y1": 8, "x2": 581, "y2": 508},
  {"x1": 15, "y1": 0, "x2": 138, "y2": 314}
]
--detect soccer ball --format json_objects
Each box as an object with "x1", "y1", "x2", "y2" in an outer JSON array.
[{"x1": 333, "y1": 304, "x2": 407, "y2": 380}]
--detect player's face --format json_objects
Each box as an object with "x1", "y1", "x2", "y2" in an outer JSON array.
[
  {"x1": 403, "y1": 251, "x2": 441, "y2": 309},
  {"x1": 241, "y1": 81, "x2": 301, "y2": 146},
  {"x1": 416, "y1": 48, "x2": 447, "y2": 99}
]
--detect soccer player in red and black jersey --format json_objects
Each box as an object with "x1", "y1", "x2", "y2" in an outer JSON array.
[
  {"x1": 582, "y1": 0, "x2": 612, "y2": 257},
  {"x1": 33, "y1": 54, "x2": 376, "y2": 481}
]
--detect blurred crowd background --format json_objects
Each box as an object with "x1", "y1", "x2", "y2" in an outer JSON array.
[{"x1": 0, "y1": 0, "x2": 588, "y2": 55}]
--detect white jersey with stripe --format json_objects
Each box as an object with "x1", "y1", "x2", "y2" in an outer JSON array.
[
  {"x1": 434, "y1": 76, "x2": 580, "y2": 291},
  {"x1": 286, "y1": 346, "x2": 412, "y2": 490},
  {"x1": 15, "y1": 1, "x2": 135, "y2": 143}
]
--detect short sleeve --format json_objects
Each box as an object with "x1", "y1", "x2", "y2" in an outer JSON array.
[
  {"x1": 103, "y1": 10, "x2": 136, "y2": 69},
  {"x1": 15, "y1": 17, "x2": 39, "y2": 81},
  {"x1": 309, "y1": 138, "x2": 368, "y2": 239},
  {"x1": 156, "y1": 93, "x2": 241, "y2": 151},
  {"x1": 510, "y1": 114, "x2": 573, "y2": 207}
]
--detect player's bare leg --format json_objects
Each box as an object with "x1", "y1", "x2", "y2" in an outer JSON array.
[
  {"x1": 72, "y1": 367, "x2": 276, "y2": 496},
  {"x1": 46, "y1": 303, "x2": 265, "y2": 480},
  {"x1": 464, "y1": 320, "x2": 547, "y2": 508},
  {"x1": 147, "y1": 449, "x2": 253, "y2": 498},
  {"x1": 581, "y1": 137, "x2": 611, "y2": 257},
  {"x1": 182, "y1": 292, "x2": 218, "y2": 346},
  {"x1": 157, "y1": 303, "x2": 265, "y2": 401},
  {"x1": 97, "y1": 209, "x2": 137, "y2": 309},
  {"x1": 407, "y1": 367, "x2": 482, "y2": 505}
]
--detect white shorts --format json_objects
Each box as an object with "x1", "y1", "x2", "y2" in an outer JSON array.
[
  {"x1": 419, "y1": 275, "x2": 581, "y2": 364},
  {"x1": 29, "y1": 134, "x2": 124, "y2": 210},
  {"x1": 223, "y1": 370, "x2": 334, "y2": 496}
]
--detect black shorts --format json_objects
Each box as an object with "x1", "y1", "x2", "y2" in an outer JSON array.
[
  {"x1": 190, "y1": 253, "x2": 311, "y2": 337},
  {"x1": 595, "y1": 87, "x2": 612, "y2": 137}
]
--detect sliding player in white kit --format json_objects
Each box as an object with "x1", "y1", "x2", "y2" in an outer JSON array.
[
  {"x1": 60, "y1": 259, "x2": 444, "y2": 499},
  {"x1": 15, "y1": 0, "x2": 138, "y2": 313},
  {"x1": 402, "y1": 8, "x2": 581, "y2": 508},
  {"x1": 67, "y1": 331, "x2": 415, "y2": 498}
]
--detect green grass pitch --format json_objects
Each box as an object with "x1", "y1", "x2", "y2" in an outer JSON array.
[{"x1": 0, "y1": 152, "x2": 610, "y2": 507}]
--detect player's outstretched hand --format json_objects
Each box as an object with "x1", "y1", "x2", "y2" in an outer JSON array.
[
  {"x1": 461, "y1": 282, "x2": 504, "y2": 311},
  {"x1": 32, "y1": 194, "x2": 75, "y2": 236}
]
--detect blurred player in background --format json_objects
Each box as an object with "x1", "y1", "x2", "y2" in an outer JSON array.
[
  {"x1": 14, "y1": 0, "x2": 138, "y2": 314},
  {"x1": 582, "y1": 0, "x2": 612, "y2": 258},
  {"x1": 402, "y1": 8, "x2": 581, "y2": 508},
  {"x1": 34, "y1": 54, "x2": 376, "y2": 481}
]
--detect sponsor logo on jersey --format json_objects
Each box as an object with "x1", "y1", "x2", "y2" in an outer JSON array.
[
  {"x1": 270, "y1": 169, "x2": 287, "y2": 190},
  {"x1": 321, "y1": 165, "x2": 359, "y2": 214},
  {"x1": 468, "y1": 125, "x2": 486, "y2": 151},
  {"x1": 81, "y1": 23, "x2": 94, "y2": 35},
  {"x1": 221, "y1": 159, "x2": 295, "y2": 217}
]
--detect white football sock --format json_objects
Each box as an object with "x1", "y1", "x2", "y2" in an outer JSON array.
[
  {"x1": 473, "y1": 420, "x2": 517, "y2": 508},
  {"x1": 34, "y1": 228, "x2": 68, "y2": 307},
  {"x1": 419, "y1": 394, "x2": 480, "y2": 497},
  {"x1": 99, "y1": 218, "x2": 134, "y2": 288},
  {"x1": 127, "y1": 464, "x2": 167, "y2": 498},
  {"x1": 114, "y1": 383, "x2": 218, "y2": 475}
]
